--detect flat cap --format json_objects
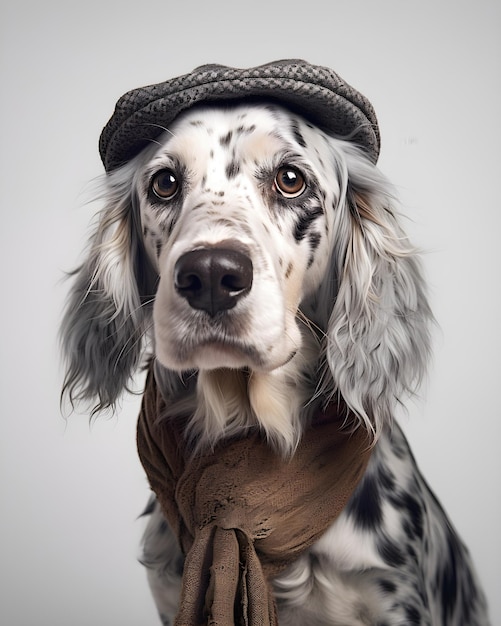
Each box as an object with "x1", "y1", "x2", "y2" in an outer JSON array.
[{"x1": 99, "y1": 59, "x2": 380, "y2": 172}]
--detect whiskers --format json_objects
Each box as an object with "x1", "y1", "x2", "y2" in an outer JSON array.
[
  {"x1": 142, "y1": 123, "x2": 177, "y2": 148},
  {"x1": 112, "y1": 298, "x2": 156, "y2": 374},
  {"x1": 295, "y1": 307, "x2": 325, "y2": 343}
]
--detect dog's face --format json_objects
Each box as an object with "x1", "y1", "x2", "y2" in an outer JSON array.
[{"x1": 137, "y1": 104, "x2": 338, "y2": 374}]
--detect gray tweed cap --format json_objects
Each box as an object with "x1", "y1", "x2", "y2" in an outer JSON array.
[{"x1": 99, "y1": 59, "x2": 380, "y2": 172}]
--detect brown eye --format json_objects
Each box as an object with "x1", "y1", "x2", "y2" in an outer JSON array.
[
  {"x1": 151, "y1": 169, "x2": 179, "y2": 199},
  {"x1": 274, "y1": 166, "x2": 306, "y2": 198}
]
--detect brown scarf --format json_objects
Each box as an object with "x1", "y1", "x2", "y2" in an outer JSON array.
[{"x1": 137, "y1": 367, "x2": 372, "y2": 626}]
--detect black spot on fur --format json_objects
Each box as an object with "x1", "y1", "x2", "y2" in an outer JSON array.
[
  {"x1": 403, "y1": 604, "x2": 421, "y2": 624},
  {"x1": 236, "y1": 123, "x2": 256, "y2": 135},
  {"x1": 290, "y1": 120, "x2": 307, "y2": 148},
  {"x1": 389, "y1": 433, "x2": 408, "y2": 459},
  {"x1": 226, "y1": 160, "x2": 240, "y2": 179},
  {"x1": 166, "y1": 217, "x2": 177, "y2": 237},
  {"x1": 347, "y1": 474, "x2": 382, "y2": 530},
  {"x1": 308, "y1": 232, "x2": 321, "y2": 251},
  {"x1": 406, "y1": 543, "x2": 418, "y2": 561},
  {"x1": 294, "y1": 206, "x2": 324, "y2": 242},
  {"x1": 220, "y1": 130, "x2": 233, "y2": 146},
  {"x1": 377, "y1": 537, "x2": 406, "y2": 567},
  {"x1": 406, "y1": 500, "x2": 424, "y2": 539},
  {"x1": 378, "y1": 466, "x2": 396, "y2": 491},
  {"x1": 378, "y1": 579, "x2": 397, "y2": 595},
  {"x1": 390, "y1": 491, "x2": 424, "y2": 540},
  {"x1": 438, "y1": 531, "x2": 467, "y2": 623}
]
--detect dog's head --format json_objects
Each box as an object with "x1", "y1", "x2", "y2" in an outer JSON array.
[
  {"x1": 62, "y1": 95, "x2": 431, "y2": 453},
  {"x1": 142, "y1": 104, "x2": 334, "y2": 374}
]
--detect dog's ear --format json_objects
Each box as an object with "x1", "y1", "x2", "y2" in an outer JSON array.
[
  {"x1": 320, "y1": 141, "x2": 433, "y2": 439},
  {"x1": 61, "y1": 162, "x2": 156, "y2": 414}
]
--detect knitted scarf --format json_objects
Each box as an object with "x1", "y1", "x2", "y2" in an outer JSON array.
[{"x1": 137, "y1": 367, "x2": 372, "y2": 626}]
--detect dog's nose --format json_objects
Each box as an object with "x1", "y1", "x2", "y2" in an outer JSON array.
[{"x1": 174, "y1": 248, "x2": 253, "y2": 316}]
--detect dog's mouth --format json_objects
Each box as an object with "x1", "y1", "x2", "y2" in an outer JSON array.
[
  {"x1": 154, "y1": 317, "x2": 298, "y2": 374},
  {"x1": 178, "y1": 336, "x2": 265, "y2": 371}
]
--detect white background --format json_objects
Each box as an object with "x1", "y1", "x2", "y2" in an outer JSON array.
[{"x1": 1, "y1": 1, "x2": 499, "y2": 624}]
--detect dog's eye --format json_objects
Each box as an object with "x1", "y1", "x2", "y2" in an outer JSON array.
[
  {"x1": 151, "y1": 169, "x2": 179, "y2": 200},
  {"x1": 274, "y1": 166, "x2": 306, "y2": 198}
]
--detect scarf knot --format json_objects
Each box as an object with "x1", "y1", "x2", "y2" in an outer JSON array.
[{"x1": 200, "y1": 503, "x2": 271, "y2": 537}]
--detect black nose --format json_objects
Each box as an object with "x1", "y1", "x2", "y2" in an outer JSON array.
[{"x1": 174, "y1": 247, "x2": 253, "y2": 316}]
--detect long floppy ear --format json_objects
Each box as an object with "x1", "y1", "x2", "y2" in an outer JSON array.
[
  {"x1": 320, "y1": 140, "x2": 433, "y2": 439},
  {"x1": 60, "y1": 159, "x2": 156, "y2": 414}
]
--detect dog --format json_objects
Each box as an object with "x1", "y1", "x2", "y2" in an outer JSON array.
[{"x1": 61, "y1": 99, "x2": 490, "y2": 624}]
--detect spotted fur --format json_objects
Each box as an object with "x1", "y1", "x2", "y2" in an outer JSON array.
[{"x1": 61, "y1": 103, "x2": 490, "y2": 624}]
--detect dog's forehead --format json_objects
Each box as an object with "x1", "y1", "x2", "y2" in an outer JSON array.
[{"x1": 153, "y1": 103, "x2": 302, "y2": 161}]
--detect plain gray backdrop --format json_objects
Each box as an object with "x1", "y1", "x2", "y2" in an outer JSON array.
[{"x1": 1, "y1": 1, "x2": 499, "y2": 624}]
